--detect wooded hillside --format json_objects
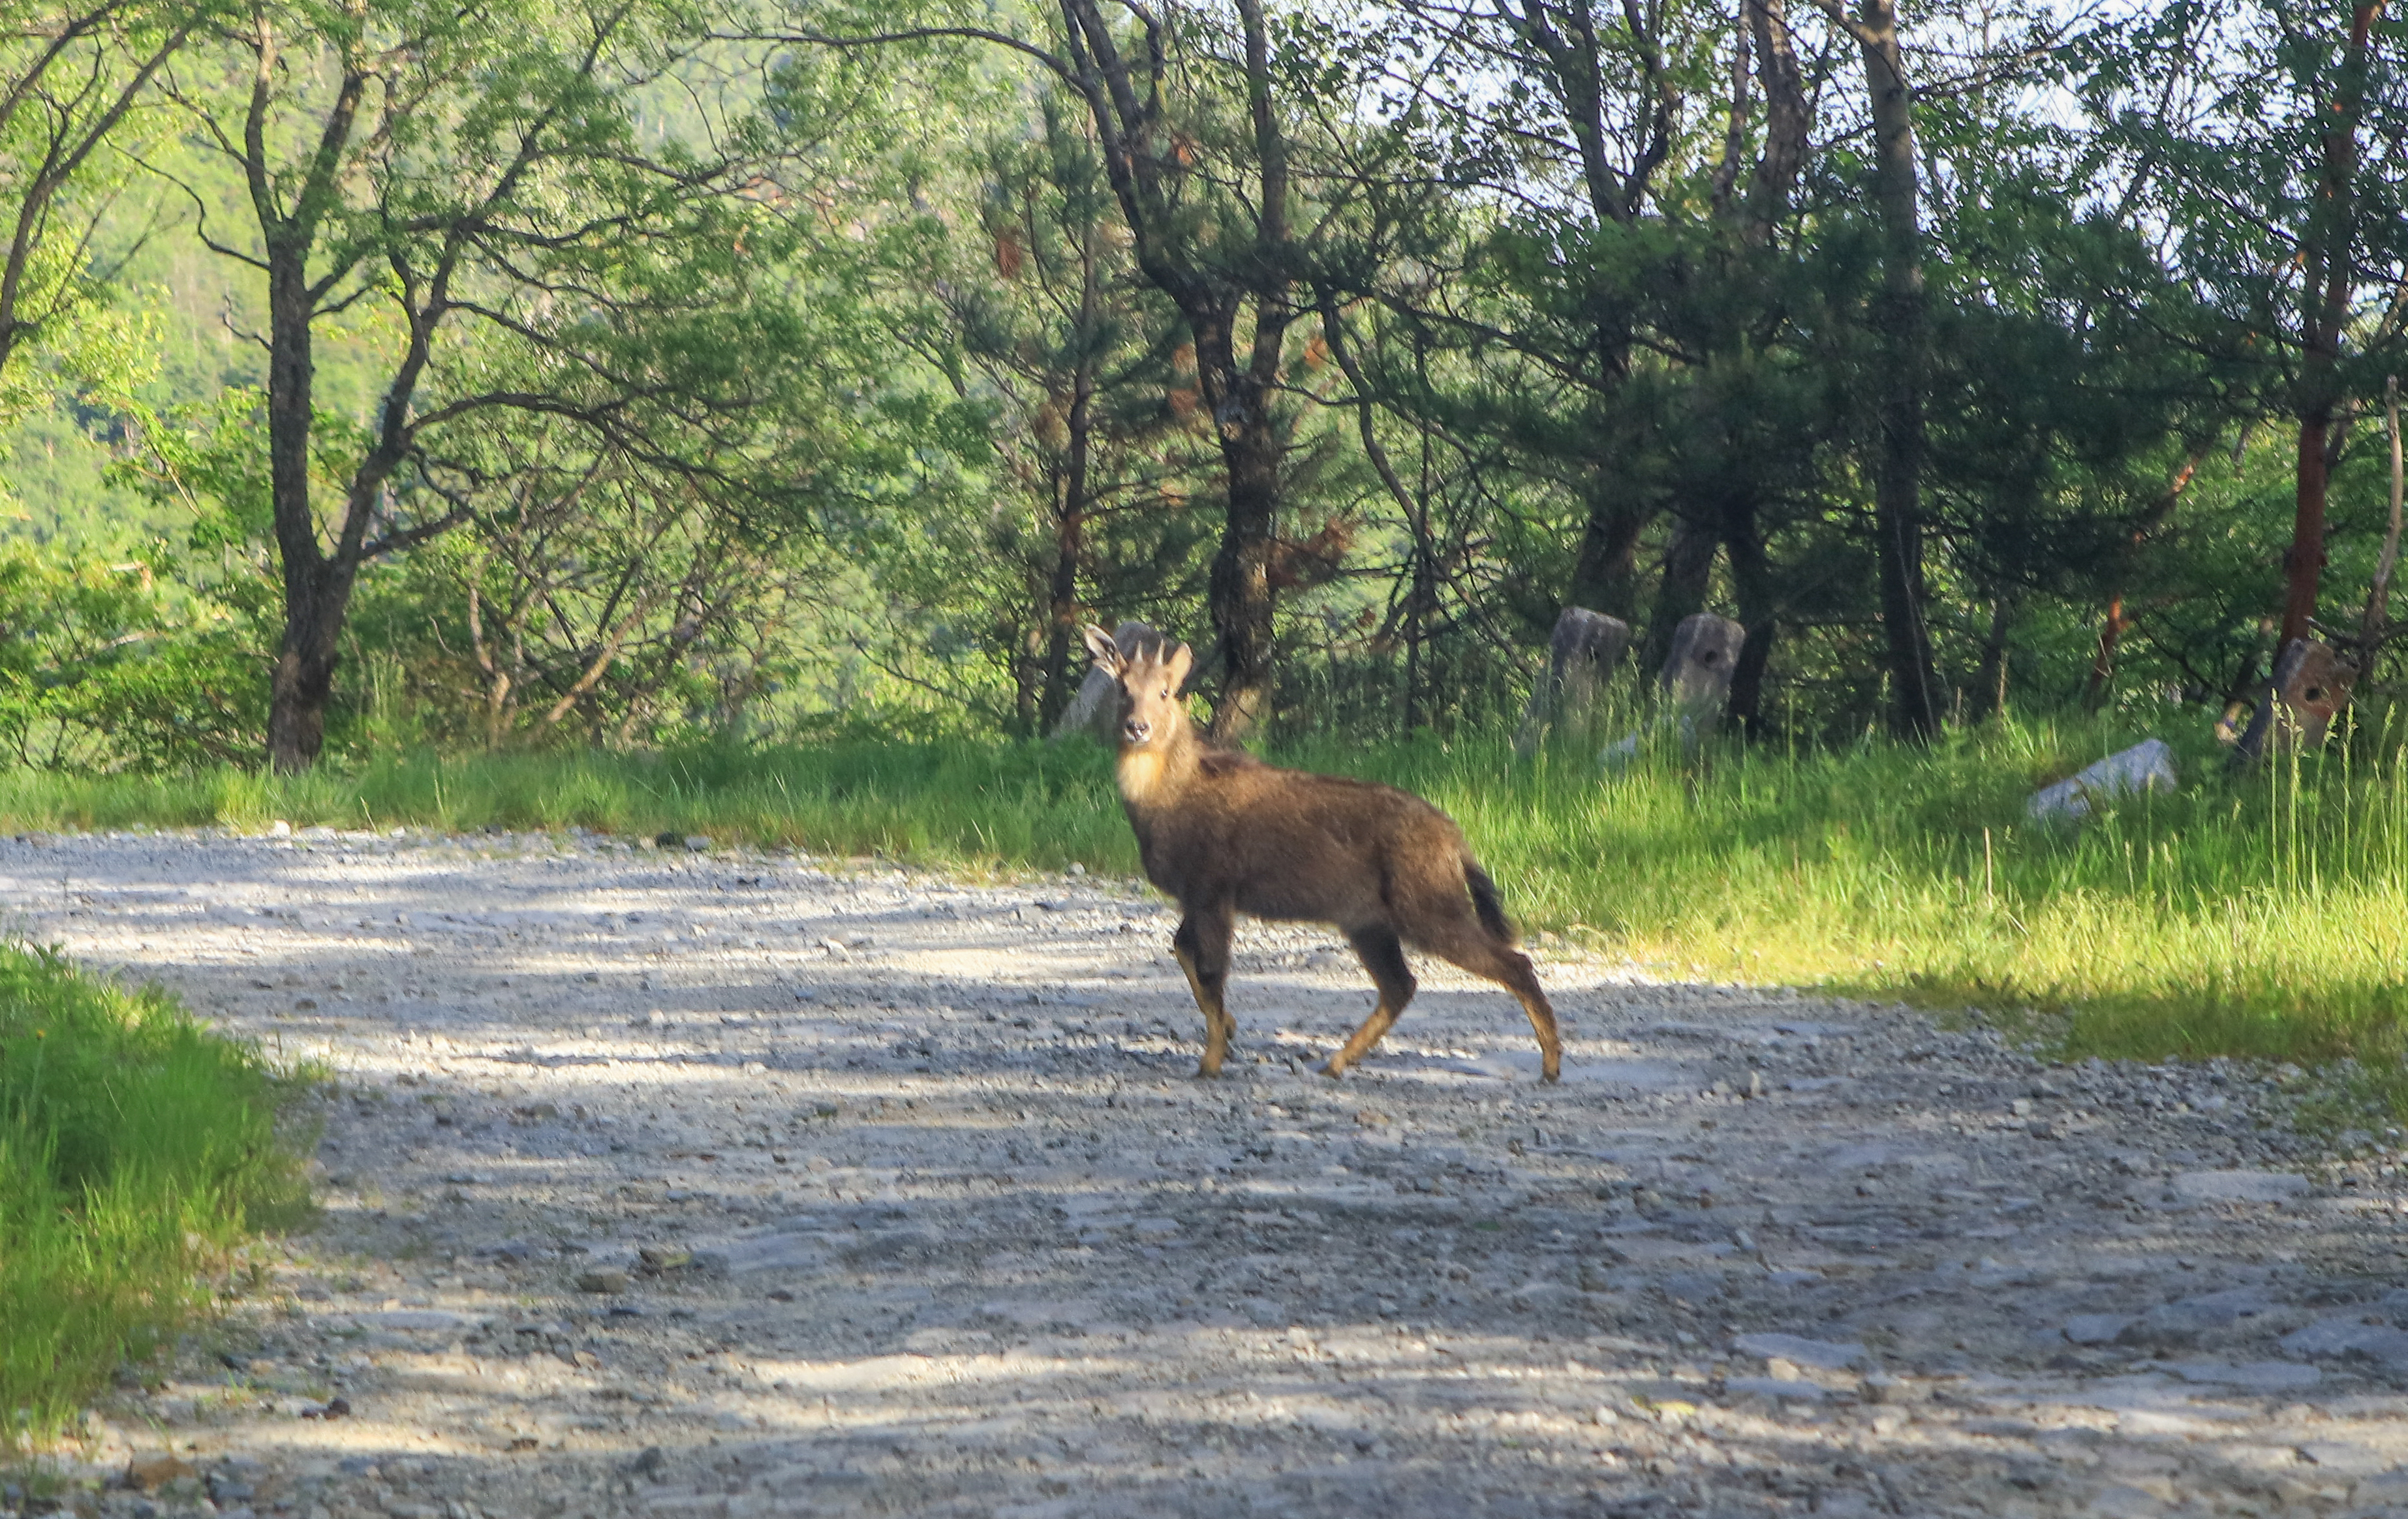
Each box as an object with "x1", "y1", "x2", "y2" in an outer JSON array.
[{"x1": 3, "y1": 0, "x2": 2402, "y2": 769}]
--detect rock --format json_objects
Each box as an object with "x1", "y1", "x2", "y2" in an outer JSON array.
[
  {"x1": 1725, "y1": 1375, "x2": 1826, "y2": 1402},
  {"x1": 1513, "y1": 607, "x2": 1630, "y2": 756},
  {"x1": 2086, "y1": 1484, "x2": 2168, "y2": 1519},
  {"x1": 695, "y1": 1233, "x2": 826, "y2": 1274},
  {"x1": 576, "y1": 1269, "x2": 630, "y2": 1294},
  {"x1": 683, "y1": 835, "x2": 711, "y2": 853},
  {"x1": 2138, "y1": 1286, "x2": 2276, "y2": 1336},
  {"x1": 356, "y1": 1309, "x2": 478, "y2": 1332},
  {"x1": 1731, "y1": 1332, "x2": 1868, "y2": 1370},
  {"x1": 2297, "y1": 1440, "x2": 2391, "y2": 1477},
  {"x1": 2279, "y1": 1317, "x2": 2408, "y2": 1364},
  {"x1": 2064, "y1": 1314, "x2": 2132, "y2": 1345},
  {"x1": 2026, "y1": 739, "x2": 2178, "y2": 823},
  {"x1": 126, "y1": 1454, "x2": 194, "y2": 1493},
  {"x1": 2353, "y1": 1469, "x2": 2408, "y2": 1507},
  {"x1": 2169, "y1": 1360, "x2": 2321, "y2": 1391},
  {"x1": 2170, "y1": 1170, "x2": 2308, "y2": 1204}
]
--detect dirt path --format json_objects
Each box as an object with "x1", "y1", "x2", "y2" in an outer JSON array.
[{"x1": 9, "y1": 828, "x2": 2408, "y2": 1518}]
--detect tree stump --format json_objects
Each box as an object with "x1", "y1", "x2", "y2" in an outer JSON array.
[
  {"x1": 1051, "y1": 621, "x2": 1164, "y2": 745},
  {"x1": 1513, "y1": 607, "x2": 1631, "y2": 756},
  {"x1": 1661, "y1": 613, "x2": 1747, "y2": 744},
  {"x1": 2229, "y1": 637, "x2": 2356, "y2": 765}
]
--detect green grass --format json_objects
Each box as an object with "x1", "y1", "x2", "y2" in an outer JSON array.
[
  {"x1": 6, "y1": 715, "x2": 2408, "y2": 1093},
  {"x1": 1, "y1": 945, "x2": 309, "y2": 1450},
  {"x1": 0, "y1": 741, "x2": 1139, "y2": 872}
]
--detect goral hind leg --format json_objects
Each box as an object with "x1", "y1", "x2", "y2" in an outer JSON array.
[
  {"x1": 1323, "y1": 925, "x2": 1417, "y2": 1079},
  {"x1": 1172, "y1": 904, "x2": 1237, "y2": 1077}
]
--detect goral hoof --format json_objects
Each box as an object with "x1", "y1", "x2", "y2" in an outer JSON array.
[
  {"x1": 1194, "y1": 1062, "x2": 1222, "y2": 1079},
  {"x1": 1317, "y1": 1060, "x2": 1346, "y2": 1080}
]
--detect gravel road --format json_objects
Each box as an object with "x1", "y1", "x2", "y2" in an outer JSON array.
[{"x1": 9, "y1": 827, "x2": 2408, "y2": 1519}]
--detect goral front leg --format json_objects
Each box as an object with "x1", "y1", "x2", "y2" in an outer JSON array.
[{"x1": 1172, "y1": 906, "x2": 1235, "y2": 1077}]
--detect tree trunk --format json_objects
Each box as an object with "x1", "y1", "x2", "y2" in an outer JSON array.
[
  {"x1": 247, "y1": 22, "x2": 372, "y2": 773},
  {"x1": 1725, "y1": 508, "x2": 1777, "y2": 736},
  {"x1": 1744, "y1": 0, "x2": 1810, "y2": 236},
  {"x1": 1973, "y1": 593, "x2": 2014, "y2": 720},
  {"x1": 268, "y1": 559, "x2": 362, "y2": 771},
  {"x1": 2082, "y1": 594, "x2": 2127, "y2": 712},
  {"x1": 264, "y1": 247, "x2": 335, "y2": 773},
  {"x1": 1568, "y1": 478, "x2": 1651, "y2": 622},
  {"x1": 1716, "y1": 0, "x2": 1808, "y2": 743},
  {"x1": 1050, "y1": 0, "x2": 1294, "y2": 743},
  {"x1": 2279, "y1": 3, "x2": 2381, "y2": 650},
  {"x1": 1035, "y1": 515, "x2": 1085, "y2": 733},
  {"x1": 1207, "y1": 397, "x2": 1282, "y2": 739},
  {"x1": 1833, "y1": 0, "x2": 1941, "y2": 740},
  {"x1": 1034, "y1": 241, "x2": 1105, "y2": 736},
  {"x1": 2360, "y1": 374, "x2": 2404, "y2": 671},
  {"x1": 1034, "y1": 378, "x2": 1094, "y2": 735},
  {"x1": 2284, "y1": 411, "x2": 2336, "y2": 649},
  {"x1": 1642, "y1": 509, "x2": 1720, "y2": 671}
]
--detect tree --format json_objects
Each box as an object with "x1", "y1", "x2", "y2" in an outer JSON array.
[
  {"x1": 407, "y1": 427, "x2": 820, "y2": 750},
  {"x1": 1810, "y1": 0, "x2": 1943, "y2": 737},
  {"x1": 2280, "y1": 2, "x2": 2386, "y2": 651},
  {"x1": 1361, "y1": 0, "x2": 1838, "y2": 726},
  {"x1": 1359, "y1": 0, "x2": 1701, "y2": 628},
  {"x1": 153, "y1": 0, "x2": 829, "y2": 769},
  {"x1": 2088, "y1": 1, "x2": 2408, "y2": 665},
  {"x1": 919, "y1": 89, "x2": 1212, "y2": 733},
  {"x1": 0, "y1": 1, "x2": 202, "y2": 398},
  {"x1": 754, "y1": 0, "x2": 1329, "y2": 738}
]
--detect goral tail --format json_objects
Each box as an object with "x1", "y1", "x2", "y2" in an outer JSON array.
[{"x1": 1462, "y1": 857, "x2": 1518, "y2": 945}]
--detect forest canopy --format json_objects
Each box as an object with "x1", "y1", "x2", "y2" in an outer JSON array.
[{"x1": 2, "y1": 0, "x2": 2403, "y2": 771}]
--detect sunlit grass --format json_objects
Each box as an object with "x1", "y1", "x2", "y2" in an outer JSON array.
[
  {"x1": 0, "y1": 946, "x2": 311, "y2": 1450},
  {"x1": 0, "y1": 741, "x2": 1139, "y2": 871},
  {"x1": 6, "y1": 714, "x2": 2407, "y2": 1094}
]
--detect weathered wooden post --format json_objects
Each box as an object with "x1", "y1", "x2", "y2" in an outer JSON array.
[
  {"x1": 1601, "y1": 611, "x2": 1748, "y2": 769},
  {"x1": 1513, "y1": 607, "x2": 1631, "y2": 756},
  {"x1": 1051, "y1": 621, "x2": 1164, "y2": 744},
  {"x1": 1661, "y1": 613, "x2": 1746, "y2": 754},
  {"x1": 2230, "y1": 637, "x2": 2355, "y2": 765}
]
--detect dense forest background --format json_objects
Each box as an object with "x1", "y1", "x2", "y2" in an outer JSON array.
[{"x1": 3, "y1": 0, "x2": 2404, "y2": 773}]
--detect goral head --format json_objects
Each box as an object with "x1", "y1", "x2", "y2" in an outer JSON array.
[{"x1": 1081, "y1": 624, "x2": 1194, "y2": 751}]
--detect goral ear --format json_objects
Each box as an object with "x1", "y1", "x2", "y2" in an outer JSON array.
[
  {"x1": 1164, "y1": 641, "x2": 1194, "y2": 692},
  {"x1": 1080, "y1": 624, "x2": 1124, "y2": 674}
]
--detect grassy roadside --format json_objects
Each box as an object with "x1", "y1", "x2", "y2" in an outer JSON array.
[
  {"x1": 4, "y1": 716, "x2": 2407, "y2": 1095},
  {"x1": 1, "y1": 945, "x2": 311, "y2": 1451},
  {"x1": 0, "y1": 740, "x2": 1137, "y2": 873}
]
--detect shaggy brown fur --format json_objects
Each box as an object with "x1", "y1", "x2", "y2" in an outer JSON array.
[{"x1": 1081, "y1": 624, "x2": 1562, "y2": 1081}]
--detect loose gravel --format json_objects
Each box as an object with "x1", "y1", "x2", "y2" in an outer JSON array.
[{"x1": 7, "y1": 827, "x2": 2408, "y2": 1518}]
